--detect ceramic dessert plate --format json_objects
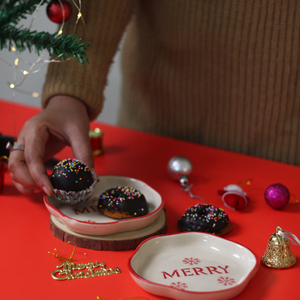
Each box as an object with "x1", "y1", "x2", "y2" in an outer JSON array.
[
  {"x1": 129, "y1": 232, "x2": 259, "y2": 300},
  {"x1": 44, "y1": 175, "x2": 163, "y2": 236}
]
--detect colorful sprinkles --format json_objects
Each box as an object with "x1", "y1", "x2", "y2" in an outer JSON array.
[
  {"x1": 52, "y1": 158, "x2": 91, "y2": 178},
  {"x1": 178, "y1": 204, "x2": 229, "y2": 234},
  {"x1": 50, "y1": 158, "x2": 94, "y2": 192},
  {"x1": 98, "y1": 186, "x2": 148, "y2": 217}
]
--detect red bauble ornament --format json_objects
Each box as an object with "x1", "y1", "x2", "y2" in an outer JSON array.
[{"x1": 46, "y1": 0, "x2": 72, "y2": 24}]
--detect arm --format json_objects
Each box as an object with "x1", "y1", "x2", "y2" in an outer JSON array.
[
  {"x1": 42, "y1": 0, "x2": 137, "y2": 119},
  {"x1": 8, "y1": 0, "x2": 136, "y2": 196},
  {"x1": 9, "y1": 96, "x2": 91, "y2": 196}
]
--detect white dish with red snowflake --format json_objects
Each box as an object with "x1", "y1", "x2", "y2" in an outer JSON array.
[
  {"x1": 128, "y1": 232, "x2": 259, "y2": 300},
  {"x1": 44, "y1": 175, "x2": 163, "y2": 235}
]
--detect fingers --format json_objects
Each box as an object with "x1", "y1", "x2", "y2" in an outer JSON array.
[
  {"x1": 8, "y1": 125, "x2": 53, "y2": 197},
  {"x1": 9, "y1": 147, "x2": 40, "y2": 193},
  {"x1": 8, "y1": 96, "x2": 94, "y2": 196},
  {"x1": 24, "y1": 125, "x2": 53, "y2": 196},
  {"x1": 53, "y1": 96, "x2": 94, "y2": 169},
  {"x1": 70, "y1": 128, "x2": 94, "y2": 169},
  {"x1": 11, "y1": 178, "x2": 42, "y2": 195}
]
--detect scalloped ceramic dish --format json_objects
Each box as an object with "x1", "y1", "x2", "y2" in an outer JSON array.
[
  {"x1": 44, "y1": 175, "x2": 163, "y2": 236},
  {"x1": 129, "y1": 232, "x2": 259, "y2": 300}
]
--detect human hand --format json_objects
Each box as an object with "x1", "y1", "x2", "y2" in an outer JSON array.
[{"x1": 8, "y1": 95, "x2": 94, "y2": 196}]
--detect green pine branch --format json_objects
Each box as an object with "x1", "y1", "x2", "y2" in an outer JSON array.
[
  {"x1": 0, "y1": 0, "x2": 51, "y2": 27},
  {"x1": 1, "y1": 26, "x2": 90, "y2": 64},
  {"x1": 0, "y1": 0, "x2": 19, "y2": 10},
  {"x1": 0, "y1": 0, "x2": 90, "y2": 64}
]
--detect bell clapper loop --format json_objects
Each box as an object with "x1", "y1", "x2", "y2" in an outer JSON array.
[{"x1": 276, "y1": 227, "x2": 300, "y2": 247}]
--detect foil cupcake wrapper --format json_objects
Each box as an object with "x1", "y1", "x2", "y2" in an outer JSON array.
[{"x1": 53, "y1": 169, "x2": 98, "y2": 205}]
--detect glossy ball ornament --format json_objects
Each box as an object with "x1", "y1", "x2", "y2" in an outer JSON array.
[
  {"x1": 46, "y1": 0, "x2": 72, "y2": 24},
  {"x1": 264, "y1": 183, "x2": 290, "y2": 210},
  {"x1": 168, "y1": 156, "x2": 192, "y2": 181}
]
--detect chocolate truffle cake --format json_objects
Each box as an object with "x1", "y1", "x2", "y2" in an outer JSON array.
[{"x1": 51, "y1": 158, "x2": 97, "y2": 204}]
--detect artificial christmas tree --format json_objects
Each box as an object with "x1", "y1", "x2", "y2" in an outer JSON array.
[{"x1": 0, "y1": 0, "x2": 89, "y2": 64}]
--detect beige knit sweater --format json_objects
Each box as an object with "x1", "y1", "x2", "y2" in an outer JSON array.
[{"x1": 42, "y1": 0, "x2": 300, "y2": 165}]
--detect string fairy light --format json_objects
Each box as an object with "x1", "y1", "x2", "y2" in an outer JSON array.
[
  {"x1": 72, "y1": 0, "x2": 86, "y2": 34},
  {"x1": 7, "y1": 52, "x2": 72, "y2": 90},
  {"x1": 0, "y1": 0, "x2": 88, "y2": 139},
  {"x1": 3, "y1": 0, "x2": 49, "y2": 99},
  {"x1": 0, "y1": 0, "x2": 86, "y2": 101}
]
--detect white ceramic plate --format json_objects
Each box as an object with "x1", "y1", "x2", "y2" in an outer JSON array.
[
  {"x1": 44, "y1": 175, "x2": 163, "y2": 236},
  {"x1": 129, "y1": 232, "x2": 259, "y2": 300}
]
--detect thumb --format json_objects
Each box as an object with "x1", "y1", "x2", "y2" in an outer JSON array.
[{"x1": 70, "y1": 131, "x2": 94, "y2": 170}]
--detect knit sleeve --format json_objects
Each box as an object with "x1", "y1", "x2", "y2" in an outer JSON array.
[{"x1": 41, "y1": 0, "x2": 136, "y2": 120}]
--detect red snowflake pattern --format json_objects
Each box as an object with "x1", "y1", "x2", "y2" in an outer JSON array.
[
  {"x1": 170, "y1": 281, "x2": 188, "y2": 290},
  {"x1": 217, "y1": 276, "x2": 236, "y2": 286},
  {"x1": 182, "y1": 257, "x2": 201, "y2": 265}
]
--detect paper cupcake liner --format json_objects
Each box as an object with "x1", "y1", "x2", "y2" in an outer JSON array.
[{"x1": 53, "y1": 169, "x2": 98, "y2": 205}]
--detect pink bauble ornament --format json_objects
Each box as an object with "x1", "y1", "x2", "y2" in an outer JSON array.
[{"x1": 264, "y1": 183, "x2": 290, "y2": 209}]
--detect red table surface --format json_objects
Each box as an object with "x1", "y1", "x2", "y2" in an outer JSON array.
[{"x1": 0, "y1": 99, "x2": 299, "y2": 300}]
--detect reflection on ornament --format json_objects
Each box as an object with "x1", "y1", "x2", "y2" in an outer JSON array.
[
  {"x1": 47, "y1": 0, "x2": 72, "y2": 24},
  {"x1": 167, "y1": 156, "x2": 208, "y2": 204},
  {"x1": 264, "y1": 183, "x2": 290, "y2": 209},
  {"x1": 261, "y1": 226, "x2": 297, "y2": 269},
  {"x1": 168, "y1": 156, "x2": 192, "y2": 181}
]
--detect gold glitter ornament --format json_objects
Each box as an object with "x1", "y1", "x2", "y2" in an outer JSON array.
[{"x1": 261, "y1": 226, "x2": 297, "y2": 269}]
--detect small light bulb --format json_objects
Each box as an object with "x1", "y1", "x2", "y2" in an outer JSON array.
[
  {"x1": 10, "y1": 84, "x2": 15, "y2": 89},
  {"x1": 11, "y1": 46, "x2": 16, "y2": 52},
  {"x1": 77, "y1": 12, "x2": 82, "y2": 19},
  {"x1": 23, "y1": 70, "x2": 29, "y2": 75},
  {"x1": 32, "y1": 92, "x2": 39, "y2": 97},
  {"x1": 58, "y1": 29, "x2": 63, "y2": 35},
  {"x1": 14, "y1": 58, "x2": 19, "y2": 66}
]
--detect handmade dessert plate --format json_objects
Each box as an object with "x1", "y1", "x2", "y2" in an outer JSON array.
[
  {"x1": 44, "y1": 175, "x2": 163, "y2": 236},
  {"x1": 129, "y1": 232, "x2": 259, "y2": 300}
]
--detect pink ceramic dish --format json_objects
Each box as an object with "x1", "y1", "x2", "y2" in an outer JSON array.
[
  {"x1": 129, "y1": 232, "x2": 259, "y2": 300},
  {"x1": 44, "y1": 175, "x2": 163, "y2": 236}
]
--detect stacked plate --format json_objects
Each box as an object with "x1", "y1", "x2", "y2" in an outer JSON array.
[{"x1": 44, "y1": 176, "x2": 165, "y2": 247}]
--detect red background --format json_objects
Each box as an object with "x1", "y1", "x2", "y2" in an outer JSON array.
[{"x1": 0, "y1": 99, "x2": 299, "y2": 300}]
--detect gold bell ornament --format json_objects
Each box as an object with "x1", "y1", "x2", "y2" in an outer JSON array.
[{"x1": 261, "y1": 226, "x2": 300, "y2": 269}]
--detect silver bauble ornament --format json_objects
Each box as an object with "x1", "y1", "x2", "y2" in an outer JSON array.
[
  {"x1": 167, "y1": 156, "x2": 208, "y2": 204},
  {"x1": 168, "y1": 156, "x2": 193, "y2": 181}
]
